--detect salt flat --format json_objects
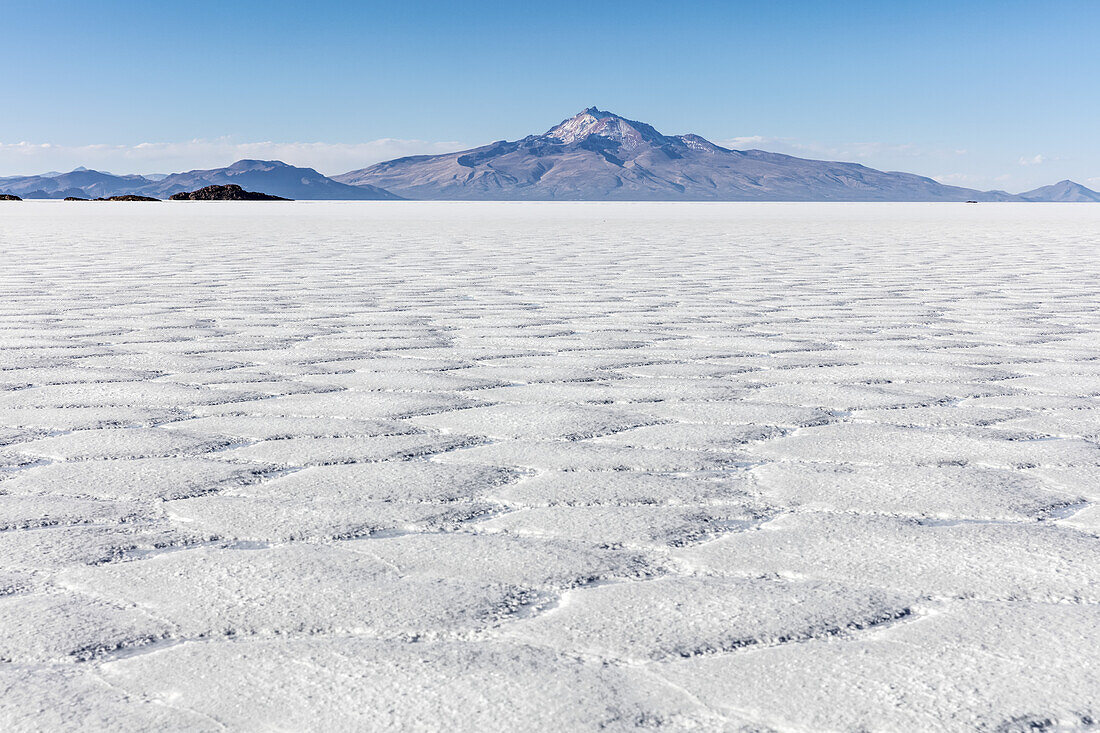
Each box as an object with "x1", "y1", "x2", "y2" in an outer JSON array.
[{"x1": 1, "y1": 201, "x2": 1099, "y2": 731}]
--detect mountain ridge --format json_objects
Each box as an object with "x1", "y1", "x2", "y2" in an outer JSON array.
[
  {"x1": 1, "y1": 109, "x2": 1096, "y2": 202},
  {"x1": 0, "y1": 160, "x2": 398, "y2": 200},
  {"x1": 1020, "y1": 179, "x2": 1100, "y2": 203},
  {"x1": 333, "y1": 108, "x2": 1091, "y2": 202}
]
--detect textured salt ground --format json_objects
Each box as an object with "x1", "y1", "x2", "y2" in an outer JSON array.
[{"x1": 1, "y1": 202, "x2": 1099, "y2": 732}]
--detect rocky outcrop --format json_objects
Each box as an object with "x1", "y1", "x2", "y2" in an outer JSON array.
[
  {"x1": 169, "y1": 184, "x2": 290, "y2": 201},
  {"x1": 0, "y1": 194, "x2": 21, "y2": 201},
  {"x1": 94, "y1": 195, "x2": 160, "y2": 201},
  {"x1": 58, "y1": 194, "x2": 159, "y2": 201}
]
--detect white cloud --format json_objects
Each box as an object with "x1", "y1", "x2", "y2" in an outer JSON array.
[
  {"x1": 715, "y1": 136, "x2": 961, "y2": 162},
  {"x1": 719, "y1": 135, "x2": 776, "y2": 149},
  {"x1": 0, "y1": 138, "x2": 465, "y2": 177},
  {"x1": 932, "y1": 173, "x2": 980, "y2": 185},
  {"x1": 932, "y1": 172, "x2": 1014, "y2": 189},
  {"x1": 717, "y1": 135, "x2": 1074, "y2": 191}
]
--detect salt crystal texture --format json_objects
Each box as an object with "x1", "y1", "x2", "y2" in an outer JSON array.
[{"x1": 0, "y1": 202, "x2": 1098, "y2": 731}]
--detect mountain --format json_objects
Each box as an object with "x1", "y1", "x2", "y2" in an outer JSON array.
[
  {"x1": 0, "y1": 161, "x2": 399, "y2": 200},
  {"x1": 0, "y1": 169, "x2": 153, "y2": 199},
  {"x1": 1020, "y1": 180, "x2": 1100, "y2": 202},
  {"x1": 143, "y1": 160, "x2": 399, "y2": 200},
  {"x1": 0, "y1": 114, "x2": 1092, "y2": 202},
  {"x1": 334, "y1": 107, "x2": 1024, "y2": 202}
]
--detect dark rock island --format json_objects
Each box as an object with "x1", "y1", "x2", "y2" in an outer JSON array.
[
  {"x1": 0, "y1": 194, "x2": 21, "y2": 201},
  {"x1": 97, "y1": 195, "x2": 160, "y2": 201},
  {"x1": 169, "y1": 184, "x2": 290, "y2": 201},
  {"x1": 62, "y1": 194, "x2": 160, "y2": 201}
]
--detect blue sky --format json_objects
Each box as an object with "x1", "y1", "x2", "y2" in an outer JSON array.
[{"x1": 2, "y1": 0, "x2": 1098, "y2": 191}]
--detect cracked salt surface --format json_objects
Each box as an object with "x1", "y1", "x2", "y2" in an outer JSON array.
[{"x1": 1, "y1": 202, "x2": 1099, "y2": 731}]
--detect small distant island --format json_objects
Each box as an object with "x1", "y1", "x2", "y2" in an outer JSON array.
[
  {"x1": 65, "y1": 195, "x2": 161, "y2": 201},
  {"x1": 99, "y1": 195, "x2": 160, "y2": 202},
  {"x1": 0, "y1": 194, "x2": 21, "y2": 201},
  {"x1": 63, "y1": 195, "x2": 160, "y2": 201},
  {"x1": 169, "y1": 184, "x2": 290, "y2": 201}
]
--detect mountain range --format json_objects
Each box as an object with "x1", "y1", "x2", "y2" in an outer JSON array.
[
  {"x1": 2, "y1": 108, "x2": 1097, "y2": 202},
  {"x1": 0, "y1": 160, "x2": 398, "y2": 201}
]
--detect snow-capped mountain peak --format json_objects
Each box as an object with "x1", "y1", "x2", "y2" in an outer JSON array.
[
  {"x1": 544, "y1": 108, "x2": 615, "y2": 143},
  {"x1": 543, "y1": 107, "x2": 664, "y2": 148}
]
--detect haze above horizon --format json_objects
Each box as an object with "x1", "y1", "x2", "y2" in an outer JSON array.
[{"x1": 2, "y1": 0, "x2": 1098, "y2": 190}]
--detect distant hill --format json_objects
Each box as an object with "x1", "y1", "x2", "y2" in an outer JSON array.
[
  {"x1": 1020, "y1": 180, "x2": 1100, "y2": 202},
  {"x1": 0, "y1": 160, "x2": 399, "y2": 200},
  {"x1": 144, "y1": 160, "x2": 399, "y2": 200},
  {"x1": 334, "y1": 107, "x2": 1027, "y2": 202},
  {"x1": 0, "y1": 169, "x2": 153, "y2": 199}
]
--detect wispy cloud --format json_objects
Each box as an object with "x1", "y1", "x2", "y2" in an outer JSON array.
[
  {"x1": 720, "y1": 135, "x2": 775, "y2": 149},
  {"x1": 0, "y1": 138, "x2": 465, "y2": 177},
  {"x1": 715, "y1": 135, "x2": 957, "y2": 162},
  {"x1": 718, "y1": 135, "x2": 1069, "y2": 191},
  {"x1": 932, "y1": 172, "x2": 1013, "y2": 189},
  {"x1": 932, "y1": 173, "x2": 982, "y2": 186}
]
